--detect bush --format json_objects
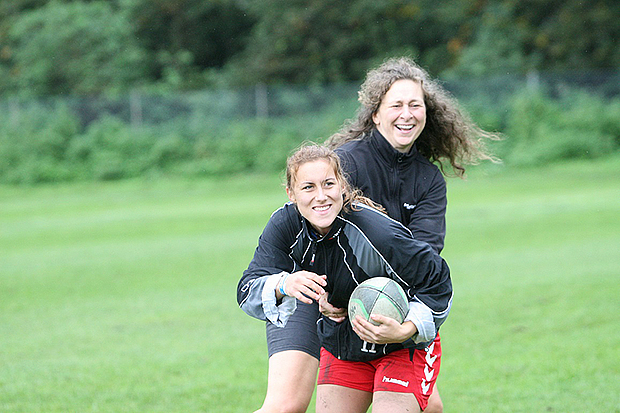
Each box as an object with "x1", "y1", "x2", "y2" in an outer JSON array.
[
  {"x1": 0, "y1": 104, "x2": 81, "y2": 183},
  {"x1": 0, "y1": 85, "x2": 618, "y2": 185},
  {"x1": 499, "y1": 89, "x2": 619, "y2": 166}
]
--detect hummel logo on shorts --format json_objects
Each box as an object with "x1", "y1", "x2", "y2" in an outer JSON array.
[{"x1": 382, "y1": 376, "x2": 410, "y2": 387}]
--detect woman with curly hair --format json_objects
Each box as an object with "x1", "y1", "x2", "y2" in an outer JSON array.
[{"x1": 324, "y1": 56, "x2": 500, "y2": 412}]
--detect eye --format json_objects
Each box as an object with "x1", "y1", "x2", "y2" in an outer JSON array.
[{"x1": 301, "y1": 184, "x2": 313, "y2": 191}]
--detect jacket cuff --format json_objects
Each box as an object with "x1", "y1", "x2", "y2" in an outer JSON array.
[
  {"x1": 404, "y1": 301, "x2": 436, "y2": 344},
  {"x1": 262, "y1": 272, "x2": 297, "y2": 327}
]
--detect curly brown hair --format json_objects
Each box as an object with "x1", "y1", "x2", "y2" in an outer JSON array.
[{"x1": 325, "y1": 57, "x2": 500, "y2": 177}]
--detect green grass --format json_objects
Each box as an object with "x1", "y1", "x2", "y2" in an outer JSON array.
[{"x1": 1, "y1": 157, "x2": 619, "y2": 412}]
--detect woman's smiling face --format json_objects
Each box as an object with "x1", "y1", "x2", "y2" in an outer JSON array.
[
  {"x1": 286, "y1": 159, "x2": 344, "y2": 236},
  {"x1": 372, "y1": 79, "x2": 426, "y2": 153}
]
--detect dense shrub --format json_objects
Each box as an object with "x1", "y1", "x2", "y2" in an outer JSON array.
[
  {"x1": 0, "y1": 104, "x2": 80, "y2": 183},
  {"x1": 500, "y1": 90, "x2": 620, "y2": 165},
  {"x1": 0, "y1": 86, "x2": 618, "y2": 185}
]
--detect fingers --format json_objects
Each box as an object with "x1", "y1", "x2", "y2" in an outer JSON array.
[
  {"x1": 352, "y1": 315, "x2": 403, "y2": 344},
  {"x1": 352, "y1": 315, "x2": 375, "y2": 342},
  {"x1": 319, "y1": 291, "x2": 347, "y2": 319},
  {"x1": 287, "y1": 271, "x2": 327, "y2": 304},
  {"x1": 369, "y1": 314, "x2": 393, "y2": 325}
]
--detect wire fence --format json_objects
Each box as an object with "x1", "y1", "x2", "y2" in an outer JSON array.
[{"x1": 2, "y1": 70, "x2": 619, "y2": 131}]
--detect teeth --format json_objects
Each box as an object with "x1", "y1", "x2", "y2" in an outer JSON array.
[
  {"x1": 314, "y1": 205, "x2": 329, "y2": 211},
  {"x1": 396, "y1": 124, "x2": 414, "y2": 130}
]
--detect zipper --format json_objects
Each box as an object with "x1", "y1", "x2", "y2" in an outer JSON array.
[
  {"x1": 391, "y1": 153, "x2": 403, "y2": 203},
  {"x1": 309, "y1": 240, "x2": 317, "y2": 266}
]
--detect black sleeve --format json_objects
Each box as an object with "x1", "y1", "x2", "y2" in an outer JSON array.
[
  {"x1": 236, "y1": 207, "x2": 297, "y2": 308},
  {"x1": 352, "y1": 208, "x2": 452, "y2": 344},
  {"x1": 408, "y1": 169, "x2": 447, "y2": 253},
  {"x1": 385, "y1": 222, "x2": 451, "y2": 314}
]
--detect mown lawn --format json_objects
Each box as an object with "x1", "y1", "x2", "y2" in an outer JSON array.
[{"x1": 1, "y1": 156, "x2": 619, "y2": 412}]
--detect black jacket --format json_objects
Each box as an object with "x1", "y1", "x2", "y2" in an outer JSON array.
[
  {"x1": 237, "y1": 202, "x2": 452, "y2": 362},
  {"x1": 336, "y1": 129, "x2": 447, "y2": 253}
]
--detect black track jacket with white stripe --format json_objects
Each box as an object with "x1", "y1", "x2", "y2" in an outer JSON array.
[
  {"x1": 336, "y1": 129, "x2": 447, "y2": 253},
  {"x1": 237, "y1": 202, "x2": 452, "y2": 362}
]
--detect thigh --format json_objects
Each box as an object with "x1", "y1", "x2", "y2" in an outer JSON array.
[
  {"x1": 316, "y1": 384, "x2": 372, "y2": 413},
  {"x1": 260, "y1": 301, "x2": 321, "y2": 412},
  {"x1": 372, "y1": 391, "x2": 419, "y2": 413},
  {"x1": 266, "y1": 300, "x2": 320, "y2": 359},
  {"x1": 424, "y1": 384, "x2": 443, "y2": 413},
  {"x1": 260, "y1": 350, "x2": 319, "y2": 413}
]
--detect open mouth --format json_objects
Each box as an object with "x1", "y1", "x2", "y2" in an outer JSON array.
[
  {"x1": 396, "y1": 124, "x2": 414, "y2": 131},
  {"x1": 313, "y1": 205, "x2": 330, "y2": 212}
]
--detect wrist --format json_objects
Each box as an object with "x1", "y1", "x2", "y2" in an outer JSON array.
[
  {"x1": 276, "y1": 273, "x2": 290, "y2": 298},
  {"x1": 401, "y1": 320, "x2": 418, "y2": 341}
]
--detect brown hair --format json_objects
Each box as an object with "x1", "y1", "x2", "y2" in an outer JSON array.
[
  {"x1": 286, "y1": 143, "x2": 385, "y2": 213},
  {"x1": 325, "y1": 56, "x2": 500, "y2": 177}
]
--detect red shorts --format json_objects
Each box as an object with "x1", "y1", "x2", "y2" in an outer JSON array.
[{"x1": 318, "y1": 335, "x2": 441, "y2": 411}]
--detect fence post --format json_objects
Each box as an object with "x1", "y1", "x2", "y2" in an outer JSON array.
[
  {"x1": 130, "y1": 90, "x2": 143, "y2": 128},
  {"x1": 255, "y1": 83, "x2": 268, "y2": 118},
  {"x1": 9, "y1": 97, "x2": 20, "y2": 126},
  {"x1": 526, "y1": 70, "x2": 540, "y2": 91}
]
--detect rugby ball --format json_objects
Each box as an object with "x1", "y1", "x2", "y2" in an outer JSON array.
[{"x1": 348, "y1": 277, "x2": 409, "y2": 327}]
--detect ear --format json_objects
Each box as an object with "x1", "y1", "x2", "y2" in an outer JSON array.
[
  {"x1": 286, "y1": 187, "x2": 296, "y2": 203},
  {"x1": 372, "y1": 111, "x2": 379, "y2": 126}
]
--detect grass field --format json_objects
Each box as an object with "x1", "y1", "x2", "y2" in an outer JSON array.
[{"x1": 1, "y1": 156, "x2": 619, "y2": 412}]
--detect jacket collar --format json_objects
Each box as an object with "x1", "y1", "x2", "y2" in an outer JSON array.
[
  {"x1": 301, "y1": 213, "x2": 345, "y2": 242},
  {"x1": 369, "y1": 128, "x2": 418, "y2": 166}
]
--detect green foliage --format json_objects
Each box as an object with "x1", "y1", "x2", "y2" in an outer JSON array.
[
  {"x1": 121, "y1": 0, "x2": 255, "y2": 90},
  {"x1": 501, "y1": 89, "x2": 620, "y2": 165},
  {"x1": 229, "y1": 0, "x2": 461, "y2": 84},
  {"x1": 0, "y1": 102, "x2": 79, "y2": 183},
  {"x1": 75, "y1": 117, "x2": 151, "y2": 180},
  {"x1": 1, "y1": 83, "x2": 619, "y2": 184},
  {"x1": 183, "y1": 112, "x2": 345, "y2": 177},
  {"x1": 7, "y1": 1, "x2": 145, "y2": 95},
  {"x1": 0, "y1": 107, "x2": 193, "y2": 184},
  {"x1": 1, "y1": 0, "x2": 618, "y2": 94},
  {"x1": 220, "y1": 0, "x2": 620, "y2": 85},
  {"x1": 442, "y1": 0, "x2": 620, "y2": 77},
  {"x1": 515, "y1": 0, "x2": 620, "y2": 70},
  {"x1": 443, "y1": 2, "x2": 527, "y2": 77}
]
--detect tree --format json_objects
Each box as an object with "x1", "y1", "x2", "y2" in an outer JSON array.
[
  {"x1": 120, "y1": 0, "x2": 255, "y2": 89},
  {"x1": 444, "y1": 2, "x2": 527, "y2": 77},
  {"x1": 1, "y1": 0, "x2": 618, "y2": 94},
  {"x1": 7, "y1": 1, "x2": 146, "y2": 96},
  {"x1": 225, "y1": 0, "x2": 461, "y2": 85},
  {"x1": 519, "y1": 0, "x2": 620, "y2": 70},
  {"x1": 447, "y1": 0, "x2": 620, "y2": 76}
]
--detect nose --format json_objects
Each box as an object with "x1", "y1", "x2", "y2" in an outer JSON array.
[
  {"x1": 316, "y1": 187, "x2": 327, "y2": 201},
  {"x1": 400, "y1": 105, "x2": 413, "y2": 119}
]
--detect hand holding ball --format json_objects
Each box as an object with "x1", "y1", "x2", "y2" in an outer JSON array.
[{"x1": 348, "y1": 277, "x2": 408, "y2": 327}]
